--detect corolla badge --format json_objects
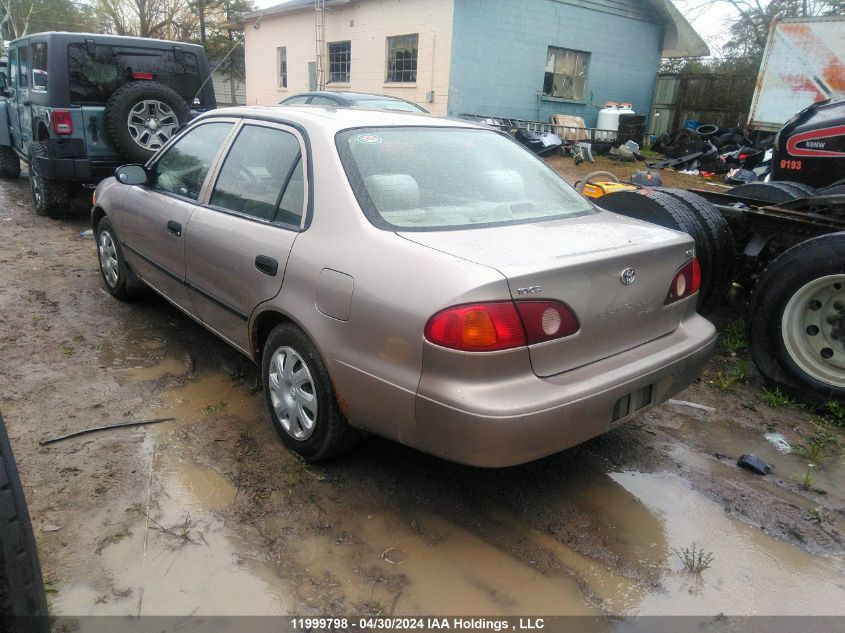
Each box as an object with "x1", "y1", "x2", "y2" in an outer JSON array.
[{"x1": 620, "y1": 268, "x2": 636, "y2": 285}]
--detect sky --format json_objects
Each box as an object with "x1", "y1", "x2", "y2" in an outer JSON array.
[{"x1": 251, "y1": 0, "x2": 739, "y2": 56}]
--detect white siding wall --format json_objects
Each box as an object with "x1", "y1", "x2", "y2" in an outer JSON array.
[{"x1": 243, "y1": 0, "x2": 454, "y2": 115}]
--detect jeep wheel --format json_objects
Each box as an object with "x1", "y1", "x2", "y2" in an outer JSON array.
[
  {"x1": 104, "y1": 82, "x2": 189, "y2": 162},
  {"x1": 28, "y1": 142, "x2": 70, "y2": 217},
  {"x1": 0, "y1": 146, "x2": 21, "y2": 179}
]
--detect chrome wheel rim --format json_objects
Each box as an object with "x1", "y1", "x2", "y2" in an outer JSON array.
[
  {"x1": 781, "y1": 274, "x2": 845, "y2": 388},
  {"x1": 98, "y1": 231, "x2": 120, "y2": 288},
  {"x1": 268, "y1": 346, "x2": 318, "y2": 440},
  {"x1": 127, "y1": 100, "x2": 179, "y2": 151}
]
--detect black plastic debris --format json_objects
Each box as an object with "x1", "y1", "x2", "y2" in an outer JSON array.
[
  {"x1": 630, "y1": 170, "x2": 662, "y2": 187},
  {"x1": 737, "y1": 453, "x2": 774, "y2": 475},
  {"x1": 514, "y1": 128, "x2": 563, "y2": 156}
]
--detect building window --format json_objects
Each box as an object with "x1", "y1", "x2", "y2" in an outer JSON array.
[
  {"x1": 278, "y1": 47, "x2": 287, "y2": 88},
  {"x1": 328, "y1": 41, "x2": 351, "y2": 84},
  {"x1": 543, "y1": 47, "x2": 589, "y2": 101},
  {"x1": 386, "y1": 34, "x2": 418, "y2": 83}
]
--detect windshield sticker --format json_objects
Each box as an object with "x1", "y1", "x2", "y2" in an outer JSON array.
[{"x1": 357, "y1": 134, "x2": 383, "y2": 144}]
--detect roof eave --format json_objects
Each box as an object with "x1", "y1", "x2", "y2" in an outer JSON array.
[{"x1": 644, "y1": 0, "x2": 710, "y2": 58}]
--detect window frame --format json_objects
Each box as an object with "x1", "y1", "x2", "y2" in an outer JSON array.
[
  {"x1": 202, "y1": 120, "x2": 309, "y2": 231},
  {"x1": 542, "y1": 46, "x2": 590, "y2": 102},
  {"x1": 146, "y1": 119, "x2": 239, "y2": 204},
  {"x1": 385, "y1": 33, "x2": 418, "y2": 84},
  {"x1": 277, "y1": 47, "x2": 288, "y2": 89},
  {"x1": 18, "y1": 44, "x2": 29, "y2": 88},
  {"x1": 327, "y1": 40, "x2": 351, "y2": 84}
]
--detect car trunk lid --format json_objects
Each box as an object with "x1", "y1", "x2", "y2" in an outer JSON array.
[{"x1": 400, "y1": 212, "x2": 696, "y2": 377}]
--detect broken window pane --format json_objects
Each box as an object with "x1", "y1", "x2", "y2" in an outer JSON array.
[{"x1": 543, "y1": 46, "x2": 590, "y2": 100}]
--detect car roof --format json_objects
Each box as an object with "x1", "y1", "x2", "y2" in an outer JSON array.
[
  {"x1": 286, "y1": 91, "x2": 410, "y2": 102},
  {"x1": 196, "y1": 105, "x2": 483, "y2": 134},
  {"x1": 8, "y1": 31, "x2": 206, "y2": 52}
]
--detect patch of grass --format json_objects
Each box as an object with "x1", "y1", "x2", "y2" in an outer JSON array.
[
  {"x1": 61, "y1": 344, "x2": 74, "y2": 356},
  {"x1": 202, "y1": 401, "x2": 227, "y2": 415},
  {"x1": 72, "y1": 334, "x2": 85, "y2": 342},
  {"x1": 238, "y1": 428, "x2": 252, "y2": 441},
  {"x1": 672, "y1": 543, "x2": 714, "y2": 574},
  {"x1": 719, "y1": 319, "x2": 747, "y2": 353},
  {"x1": 95, "y1": 527, "x2": 133, "y2": 554},
  {"x1": 800, "y1": 467, "x2": 815, "y2": 491},
  {"x1": 824, "y1": 400, "x2": 845, "y2": 427},
  {"x1": 709, "y1": 371, "x2": 737, "y2": 392},
  {"x1": 362, "y1": 600, "x2": 385, "y2": 617},
  {"x1": 803, "y1": 506, "x2": 832, "y2": 524},
  {"x1": 730, "y1": 360, "x2": 748, "y2": 383},
  {"x1": 762, "y1": 387, "x2": 795, "y2": 408},
  {"x1": 794, "y1": 440, "x2": 830, "y2": 465}
]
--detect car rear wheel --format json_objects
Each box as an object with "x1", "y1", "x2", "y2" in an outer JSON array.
[
  {"x1": 28, "y1": 143, "x2": 70, "y2": 217},
  {"x1": 0, "y1": 146, "x2": 21, "y2": 179},
  {"x1": 262, "y1": 324, "x2": 359, "y2": 461},
  {"x1": 0, "y1": 414, "x2": 50, "y2": 633},
  {"x1": 104, "y1": 81, "x2": 189, "y2": 163},
  {"x1": 748, "y1": 233, "x2": 845, "y2": 403}
]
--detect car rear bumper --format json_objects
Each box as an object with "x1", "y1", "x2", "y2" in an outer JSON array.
[
  {"x1": 35, "y1": 155, "x2": 121, "y2": 183},
  {"x1": 414, "y1": 311, "x2": 716, "y2": 467}
]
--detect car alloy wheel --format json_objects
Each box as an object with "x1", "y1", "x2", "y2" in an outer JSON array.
[
  {"x1": 98, "y1": 230, "x2": 120, "y2": 289},
  {"x1": 127, "y1": 99, "x2": 179, "y2": 151},
  {"x1": 781, "y1": 274, "x2": 845, "y2": 388},
  {"x1": 268, "y1": 346, "x2": 319, "y2": 440}
]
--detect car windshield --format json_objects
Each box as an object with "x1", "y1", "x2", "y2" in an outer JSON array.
[
  {"x1": 354, "y1": 98, "x2": 424, "y2": 113},
  {"x1": 336, "y1": 126, "x2": 594, "y2": 231}
]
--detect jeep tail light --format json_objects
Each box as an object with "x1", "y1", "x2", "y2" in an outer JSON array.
[
  {"x1": 52, "y1": 110, "x2": 73, "y2": 135},
  {"x1": 665, "y1": 257, "x2": 701, "y2": 305},
  {"x1": 424, "y1": 301, "x2": 579, "y2": 352},
  {"x1": 132, "y1": 72, "x2": 154, "y2": 80}
]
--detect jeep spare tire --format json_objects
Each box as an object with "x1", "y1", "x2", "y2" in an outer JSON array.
[{"x1": 104, "y1": 81, "x2": 189, "y2": 162}]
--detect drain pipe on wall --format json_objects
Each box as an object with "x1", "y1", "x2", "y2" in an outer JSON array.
[{"x1": 429, "y1": 32, "x2": 436, "y2": 104}]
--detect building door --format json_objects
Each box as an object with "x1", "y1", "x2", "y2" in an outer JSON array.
[{"x1": 308, "y1": 62, "x2": 317, "y2": 91}]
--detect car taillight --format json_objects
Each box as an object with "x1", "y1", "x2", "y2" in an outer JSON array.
[
  {"x1": 132, "y1": 72, "x2": 154, "y2": 80},
  {"x1": 424, "y1": 300, "x2": 579, "y2": 352},
  {"x1": 665, "y1": 257, "x2": 701, "y2": 305},
  {"x1": 52, "y1": 110, "x2": 73, "y2": 135}
]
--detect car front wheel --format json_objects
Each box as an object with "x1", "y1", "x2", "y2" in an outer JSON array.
[
  {"x1": 262, "y1": 324, "x2": 358, "y2": 461},
  {"x1": 96, "y1": 217, "x2": 145, "y2": 300}
]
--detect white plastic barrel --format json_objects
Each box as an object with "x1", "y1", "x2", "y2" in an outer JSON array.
[{"x1": 596, "y1": 102, "x2": 634, "y2": 141}]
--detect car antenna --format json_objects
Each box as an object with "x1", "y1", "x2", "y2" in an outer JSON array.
[{"x1": 190, "y1": 13, "x2": 264, "y2": 109}]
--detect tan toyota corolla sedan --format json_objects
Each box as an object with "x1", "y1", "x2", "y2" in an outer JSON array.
[{"x1": 91, "y1": 106, "x2": 716, "y2": 466}]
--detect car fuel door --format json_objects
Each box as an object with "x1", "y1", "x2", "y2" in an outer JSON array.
[{"x1": 185, "y1": 122, "x2": 307, "y2": 353}]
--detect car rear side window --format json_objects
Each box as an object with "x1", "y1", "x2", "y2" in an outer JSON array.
[
  {"x1": 209, "y1": 125, "x2": 304, "y2": 225},
  {"x1": 152, "y1": 122, "x2": 233, "y2": 200},
  {"x1": 67, "y1": 44, "x2": 202, "y2": 105},
  {"x1": 336, "y1": 127, "x2": 594, "y2": 231},
  {"x1": 18, "y1": 46, "x2": 28, "y2": 88},
  {"x1": 32, "y1": 43, "x2": 48, "y2": 91}
]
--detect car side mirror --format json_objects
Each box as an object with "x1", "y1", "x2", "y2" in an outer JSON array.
[{"x1": 114, "y1": 164, "x2": 148, "y2": 186}]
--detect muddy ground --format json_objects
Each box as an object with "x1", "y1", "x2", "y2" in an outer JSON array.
[{"x1": 1, "y1": 167, "x2": 844, "y2": 621}]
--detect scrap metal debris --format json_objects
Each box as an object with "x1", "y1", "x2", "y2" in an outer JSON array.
[
  {"x1": 737, "y1": 453, "x2": 774, "y2": 475},
  {"x1": 40, "y1": 417, "x2": 176, "y2": 445}
]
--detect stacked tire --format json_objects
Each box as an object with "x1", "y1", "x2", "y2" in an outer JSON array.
[{"x1": 594, "y1": 188, "x2": 734, "y2": 316}]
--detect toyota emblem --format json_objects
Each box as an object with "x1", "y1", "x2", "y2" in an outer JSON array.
[{"x1": 620, "y1": 268, "x2": 636, "y2": 285}]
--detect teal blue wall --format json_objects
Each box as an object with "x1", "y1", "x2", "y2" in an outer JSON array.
[{"x1": 448, "y1": 0, "x2": 664, "y2": 127}]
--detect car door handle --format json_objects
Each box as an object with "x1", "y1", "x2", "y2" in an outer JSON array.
[
  {"x1": 255, "y1": 255, "x2": 278, "y2": 276},
  {"x1": 167, "y1": 220, "x2": 182, "y2": 237}
]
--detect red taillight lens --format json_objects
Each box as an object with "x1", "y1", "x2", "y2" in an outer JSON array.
[
  {"x1": 665, "y1": 257, "x2": 701, "y2": 305},
  {"x1": 52, "y1": 110, "x2": 73, "y2": 135},
  {"x1": 515, "y1": 301, "x2": 580, "y2": 344},
  {"x1": 132, "y1": 72, "x2": 154, "y2": 80},
  {"x1": 424, "y1": 301, "x2": 579, "y2": 351}
]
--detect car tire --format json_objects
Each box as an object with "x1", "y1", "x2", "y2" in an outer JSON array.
[
  {"x1": 0, "y1": 146, "x2": 21, "y2": 179},
  {"x1": 28, "y1": 142, "x2": 70, "y2": 217},
  {"x1": 748, "y1": 232, "x2": 845, "y2": 404},
  {"x1": 595, "y1": 189, "x2": 715, "y2": 314},
  {"x1": 96, "y1": 217, "x2": 145, "y2": 300},
  {"x1": 0, "y1": 414, "x2": 50, "y2": 633},
  {"x1": 729, "y1": 181, "x2": 816, "y2": 204},
  {"x1": 655, "y1": 188, "x2": 735, "y2": 315},
  {"x1": 262, "y1": 324, "x2": 359, "y2": 461},
  {"x1": 104, "y1": 81, "x2": 189, "y2": 163}
]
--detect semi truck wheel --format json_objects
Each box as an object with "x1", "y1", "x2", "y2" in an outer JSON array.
[
  {"x1": 748, "y1": 232, "x2": 845, "y2": 403},
  {"x1": 595, "y1": 189, "x2": 718, "y2": 315},
  {"x1": 0, "y1": 414, "x2": 50, "y2": 633},
  {"x1": 729, "y1": 181, "x2": 817, "y2": 204},
  {"x1": 654, "y1": 188, "x2": 735, "y2": 315},
  {"x1": 0, "y1": 146, "x2": 21, "y2": 179}
]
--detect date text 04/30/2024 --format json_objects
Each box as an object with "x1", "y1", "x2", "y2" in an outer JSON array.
[{"x1": 289, "y1": 618, "x2": 546, "y2": 631}]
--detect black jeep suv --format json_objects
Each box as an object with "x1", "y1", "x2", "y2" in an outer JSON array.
[{"x1": 0, "y1": 32, "x2": 216, "y2": 216}]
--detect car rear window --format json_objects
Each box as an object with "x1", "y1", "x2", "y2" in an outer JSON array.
[
  {"x1": 336, "y1": 127, "x2": 594, "y2": 231},
  {"x1": 68, "y1": 43, "x2": 202, "y2": 105},
  {"x1": 354, "y1": 98, "x2": 423, "y2": 113}
]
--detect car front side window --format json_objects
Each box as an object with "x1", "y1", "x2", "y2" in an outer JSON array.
[
  {"x1": 152, "y1": 122, "x2": 233, "y2": 200},
  {"x1": 209, "y1": 124, "x2": 304, "y2": 225}
]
